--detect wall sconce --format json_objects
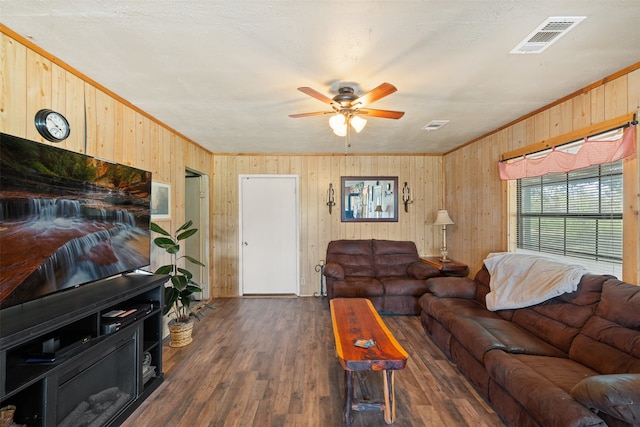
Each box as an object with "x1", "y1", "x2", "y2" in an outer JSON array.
[
  {"x1": 402, "y1": 182, "x2": 413, "y2": 212},
  {"x1": 326, "y1": 183, "x2": 335, "y2": 214},
  {"x1": 433, "y1": 209, "x2": 454, "y2": 261}
]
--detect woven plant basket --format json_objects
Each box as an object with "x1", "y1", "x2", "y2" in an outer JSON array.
[
  {"x1": 0, "y1": 405, "x2": 16, "y2": 427},
  {"x1": 168, "y1": 318, "x2": 195, "y2": 347}
]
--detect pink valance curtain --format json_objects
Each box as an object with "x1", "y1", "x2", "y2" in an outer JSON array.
[{"x1": 499, "y1": 125, "x2": 637, "y2": 180}]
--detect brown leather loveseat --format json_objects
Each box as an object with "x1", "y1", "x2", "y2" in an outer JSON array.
[
  {"x1": 323, "y1": 239, "x2": 441, "y2": 314},
  {"x1": 419, "y1": 264, "x2": 640, "y2": 426}
]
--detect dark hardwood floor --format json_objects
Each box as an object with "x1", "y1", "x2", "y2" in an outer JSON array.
[{"x1": 122, "y1": 297, "x2": 505, "y2": 427}]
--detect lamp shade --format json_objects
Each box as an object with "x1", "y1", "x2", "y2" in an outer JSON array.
[
  {"x1": 350, "y1": 115, "x2": 367, "y2": 133},
  {"x1": 433, "y1": 209, "x2": 454, "y2": 225},
  {"x1": 329, "y1": 113, "x2": 346, "y2": 130},
  {"x1": 332, "y1": 124, "x2": 347, "y2": 136}
]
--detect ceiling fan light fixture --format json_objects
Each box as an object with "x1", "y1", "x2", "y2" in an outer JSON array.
[
  {"x1": 333, "y1": 123, "x2": 347, "y2": 137},
  {"x1": 350, "y1": 115, "x2": 367, "y2": 133},
  {"x1": 329, "y1": 113, "x2": 346, "y2": 130}
]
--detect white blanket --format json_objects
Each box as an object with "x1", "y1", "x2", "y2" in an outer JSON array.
[{"x1": 484, "y1": 252, "x2": 589, "y2": 311}]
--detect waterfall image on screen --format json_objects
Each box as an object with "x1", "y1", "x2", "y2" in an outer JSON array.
[{"x1": 0, "y1": 134, "x2": 152, "y2": 309}]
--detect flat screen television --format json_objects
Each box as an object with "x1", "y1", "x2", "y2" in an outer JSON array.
[{"x1": 0, "y1": 133, "x2": 152, "y2": 309}]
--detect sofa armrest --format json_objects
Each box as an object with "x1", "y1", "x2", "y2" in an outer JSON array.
[
  {"x1": 570, "y1": 374, "x2": 640, "y2": 424},
  {"x1": 427, "y1": 277, "x2": 477, "y2": 299},
  {"x1": 407, "y1": 261, "x2": 441, "y2": 280},
  {"x1": 323, "y1": 262, "x2": 345, "y2": 280}
]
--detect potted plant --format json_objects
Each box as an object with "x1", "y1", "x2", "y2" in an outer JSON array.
[{"x1": 151, "y1": 220, "x2": 213, "y2": 347}]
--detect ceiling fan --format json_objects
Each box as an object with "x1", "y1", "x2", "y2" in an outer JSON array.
[{"x1": 289, "y1": 82, "x2": 405, "y2": 136}]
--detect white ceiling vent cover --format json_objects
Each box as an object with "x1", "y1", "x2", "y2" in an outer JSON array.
[
  {"x1": 422, "y1": 120, "x2": 450, "y2": 131},
  {"x1": 511, "y1": 16, "x2": 586, "y2": 54}
]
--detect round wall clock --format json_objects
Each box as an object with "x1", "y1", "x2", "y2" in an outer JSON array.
[{"x1": 34, "y1": 109, "x2": 71, "y2": 142}]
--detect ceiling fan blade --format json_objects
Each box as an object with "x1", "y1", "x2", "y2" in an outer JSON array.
[
  {"x1": 297, "y1": 87, "x2": 339, "y2": 107},
  {"x1": 357, "y1": 108, "x2": 405, "y2": 119},
  {"x1": 352, "y1": 83, "x2": 397, "y2": 108},
  {"x1": 288, "y1": 111, "x2": 333, "y2": 118}
]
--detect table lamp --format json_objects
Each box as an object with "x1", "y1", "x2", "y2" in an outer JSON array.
[{"x1": 433, "y1": 210, "x2": 454, "y2": 261}]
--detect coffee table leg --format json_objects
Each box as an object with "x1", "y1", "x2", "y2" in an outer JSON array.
[
  {"x1": 344, "y1": 370, "x2": 354, "y2": 425},
  {"x1": 383, "y1": 370, "x2": 395, "y2": 424}
]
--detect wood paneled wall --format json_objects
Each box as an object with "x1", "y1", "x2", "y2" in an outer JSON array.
[
  {"x1": 444, "y1": 66, "x2": 640, "y2": 283},
  {"x1": 0, "y1": 29, "x2": 215, "y2": 285},
  {"x1": 213, "y1": 155, "x2": 444, "y2": 296}
]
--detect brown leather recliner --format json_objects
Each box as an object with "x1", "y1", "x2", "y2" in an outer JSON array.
[{"x1": 323, "y1": 239, "x2": 441, "y2": 314}]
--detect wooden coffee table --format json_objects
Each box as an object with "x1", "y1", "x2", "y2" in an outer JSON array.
[{"x1": 330, "y1": 298, "x2": 409, "y2": 425}]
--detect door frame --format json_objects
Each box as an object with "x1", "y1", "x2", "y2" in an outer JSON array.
[
  {"x1": 238, "y1": 174, "x2": 300, "y2": 296},
  {"x1": 185, "y1": 168, "x2": 210, "y2": 300}
]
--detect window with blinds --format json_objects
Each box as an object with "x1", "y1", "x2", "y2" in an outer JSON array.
[{"x1": 516, "y1": 160, "x2": 622, "y2": 274}]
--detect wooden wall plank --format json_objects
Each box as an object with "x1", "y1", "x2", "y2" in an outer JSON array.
[
  {"x1": 1, "y1": 33, "x2": 27, "y2": 135},
  {"x1": 94, "y1": 89, "x2": 115, "y2": 160},
  {"x1": 572, "y1": 92, "x2": 591, "y2": 129},
  {"x1": 25, "y1": 49, "x2": 51, "y2": 142},
  {"x1": 624, "y1": 69, "x2": 639, "y2": 283},
  {"x1": 84, "y1": 83, "x2": 97, "y2": 156}
]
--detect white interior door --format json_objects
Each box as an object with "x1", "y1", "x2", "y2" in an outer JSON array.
[{"x1": 240, "y1": 175, "x2": 299, "y2": 295}]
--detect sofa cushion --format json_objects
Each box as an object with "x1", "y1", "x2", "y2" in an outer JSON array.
[
  {"x1": 571, "y1": 374, "x2": 640, "y2": 425},
  {"x1": 323, "y1": 263, "x2": 344, "y2": 280},
  {"x1": 450, "y1": 316, "x2": 567, "y2": 362},
  {"x1": 372, "y1": 240, "x2": 420, "y2": 276},
  {"x1": 570, "y1": 279, "x2": 640, "y2": 374},
  {"x1": 378, "y1": 276, "x2": 429, "y2": 297},
  {"x1": 419, "y1": 293, "x2": 500, "y2": 330},
  {"x1": 473, "y1": 266, "x2": 492, "y2": 302},
  {"x1": 407, "y1": 261, "x2": 440, "y2": 280},
  {"x1": 485, "y1": 351, "x2": 604, "y2": 427},
  {"x1": 331, "y1": 277, "x2": 384, "y2": 298},
  {"x1": 326, "y1": 240, "x2": 374, "y2": 277},
  {"x1": 427, "y1": 277, "x2": 477, "y2": 299},
  {"x1": 596, "y1": 278, "x2": 640, "y2": 328},
  {"x1": 507, "y1": 273, "x2": 609, "y2": 354}
]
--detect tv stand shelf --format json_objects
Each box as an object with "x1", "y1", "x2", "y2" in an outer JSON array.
[{"x1": 0, "y1": 274, "x2": 167, "y2": 427}]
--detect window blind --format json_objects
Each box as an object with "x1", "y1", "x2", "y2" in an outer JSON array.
[{"x1": 516, "y1": 161, "x2": 622, "y2": 270}]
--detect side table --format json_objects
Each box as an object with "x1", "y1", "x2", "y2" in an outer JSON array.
[{"x1": 420, "y1": 256, "x2": 469, "y2": 277}]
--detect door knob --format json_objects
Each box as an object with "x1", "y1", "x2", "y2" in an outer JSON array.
[{"x1": 243, "y1": 242, "x2": 248, "y2": 246}]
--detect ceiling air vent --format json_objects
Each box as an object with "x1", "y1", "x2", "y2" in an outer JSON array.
[
  {"x1": 422, "y1": 120, "x2": 449, "y2": 131},
  {"x1": 510, "y1": 16, "x2": 586, "y2": 54}
]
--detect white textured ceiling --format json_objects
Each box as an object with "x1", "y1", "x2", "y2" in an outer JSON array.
[{"x1": 2, "y1": 1, "x2": 639, "y2": 154}]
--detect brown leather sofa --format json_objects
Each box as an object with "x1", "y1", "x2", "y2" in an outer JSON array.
[
  {"x1": 323, "y1": 239, "x2": 441, "y2": 314},
  {"x1": 419, "y1": 265, "x2": 640, "y2": 427}
]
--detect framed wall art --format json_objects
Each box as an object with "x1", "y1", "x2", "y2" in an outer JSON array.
[
  {"x1": 341, "y1": 176, "x2": 398, "y2": 222},
  {"x1": 151, "y1": 182, "x2": 170, "y2": 218}
]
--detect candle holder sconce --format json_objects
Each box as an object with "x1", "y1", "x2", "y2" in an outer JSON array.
[
  {"x1": 327, "y1": 183, "x2": 336, "y2": 214},
  {"x1": 402, "y1": 182, "x2": 413, "y2": 212}
]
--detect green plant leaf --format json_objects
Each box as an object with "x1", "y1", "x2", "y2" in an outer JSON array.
[
  {"x1": 164, "y1": 288, "x2": 179, "y2": 315},
  {"x1": 177, "y1": 228, "x2": 198, "y2": 241},
  {"x1": 184, "y1": 255, "x2": 205, "y2": 267},
  {"x1": 154, "y1": 265, "x2": 173, "y2": 274},
  {"x1": 172, "y1": 274, "x2": 189, "y2": 290},
  {"x1": 150, "y1": 222, "x2": 171, "y2": 236},
  {"x1": 186, "y1": 284, "x2": 201, "y2": 293},
  {"x1": 154, "y1": 237, "x2": 177, "y2": 248},
  {"x1": 165, "y1": 244, "x2": 180, "y2": 254},
  {"x1": 176, "y1": 220, "x2": 193, "y2": 233},
  {"x1": 177, "y1": 267, "x2": 193, "y2": 280}
]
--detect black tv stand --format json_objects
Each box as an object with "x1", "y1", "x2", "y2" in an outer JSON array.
[{"x1": 0, "y1": 274, "x2": 167, "y2": 426}]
